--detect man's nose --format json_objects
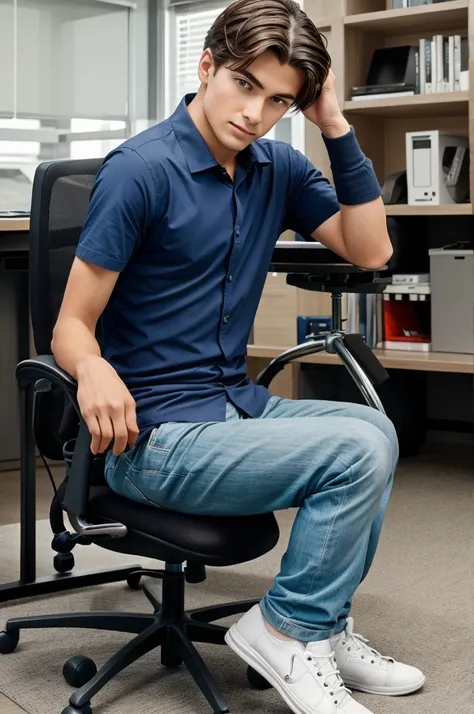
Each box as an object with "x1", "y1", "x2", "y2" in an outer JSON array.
[{"x1": 242, "y1": 97, "x2": 264, "y2": 126}]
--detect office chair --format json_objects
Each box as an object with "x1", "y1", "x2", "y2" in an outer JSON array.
[{"x1": 0, "y1": 158, "x2": 391, "y2": 714}]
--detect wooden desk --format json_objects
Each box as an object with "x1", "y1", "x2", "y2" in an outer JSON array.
[
  {"x1": 0, "y1": 217, "x2": 30, "y2": 232},
  {"x1": 0, "y1": 218, "x2": 30, "y2": 253}
]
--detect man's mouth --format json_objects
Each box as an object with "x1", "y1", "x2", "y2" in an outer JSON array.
[{"x1": 230, "y1": 122, "x2": 254, "y2": 136}]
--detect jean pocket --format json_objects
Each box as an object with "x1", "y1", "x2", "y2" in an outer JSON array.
[{"x1": 147, "y1": 423, "x2": 180, "y2": 453}]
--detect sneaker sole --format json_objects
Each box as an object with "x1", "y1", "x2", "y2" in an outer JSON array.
[
  {"x1": 342, "y1": 675, "x2": 426, "y2": 696},
  {"x1": 225, "y1": 625, "x2": 320, "y2": 714}
]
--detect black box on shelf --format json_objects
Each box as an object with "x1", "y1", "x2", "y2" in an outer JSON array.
[{"x1": 351, "y1": 45, "x2": 418, "y2": 100}]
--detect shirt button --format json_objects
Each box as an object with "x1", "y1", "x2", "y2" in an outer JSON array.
[
  {"x1": 217, "y1": 382, "x2": 225, "y2": 388},
  {"x1": 228, "y1": 275, "x2": 233, "y2": 282},
  {"x1": 235, "y1": 226, "x2": 240, "y2": 236},
  {"x1": 223, "y1": 314, "x2": 230, "y2": 324}
]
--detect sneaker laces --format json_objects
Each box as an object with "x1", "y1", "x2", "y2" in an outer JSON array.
[
  {"x1": 286, "y1": 649, "x2": 352, "y2": 706},
  {"x1": 339, "y1": 618, "x2": 394, "y2": 667}
]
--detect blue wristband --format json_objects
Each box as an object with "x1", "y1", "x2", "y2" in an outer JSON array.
[{"x1": 322, "y1": 127, "x2": 382, "y2": 206}]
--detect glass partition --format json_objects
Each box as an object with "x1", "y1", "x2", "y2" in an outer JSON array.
[
  {"x1": 0, "y1": 0, "x2": 134, "y2": 212},
  {"x1": 0, "y1": 0, "x2": 14, "y2": 118},
  {"x1": 17, "y1": 0, "x2": 131, "y2": 121}
]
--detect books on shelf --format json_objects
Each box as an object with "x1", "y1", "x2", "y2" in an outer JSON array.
[
  {"x1": 350, "y1": 34, "x2": 468, "y2": 103},
  {"x1": 418, "y1": 35, "x2": 469, "y2": 94}
]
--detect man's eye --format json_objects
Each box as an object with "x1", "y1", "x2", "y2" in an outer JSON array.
[{"x1": 236, "y1": 78, "x2": 250, "y2": 89}]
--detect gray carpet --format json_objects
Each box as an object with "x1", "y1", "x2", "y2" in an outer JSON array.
[{"x1": 0, "y1": 448, "x2": 472, "y2": 714}]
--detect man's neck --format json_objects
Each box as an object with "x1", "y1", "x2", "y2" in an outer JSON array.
[{"x1": 187, "y1": 91, "x2": 238, "y2": 175}]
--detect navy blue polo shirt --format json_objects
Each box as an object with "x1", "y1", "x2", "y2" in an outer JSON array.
[{"x1": 75, "y1": 93, "x2": 341, "y2": 443}]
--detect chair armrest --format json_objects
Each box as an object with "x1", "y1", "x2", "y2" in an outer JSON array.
[
  {"x1": 16, "y1": 355, "x2": 127, "y2": 539},
  {"x1": 255, "y1": 334, "x2": 388, "y2": 413},
  {"x1": 16, "y1": 355, "x2": 78, "y2": 405}
]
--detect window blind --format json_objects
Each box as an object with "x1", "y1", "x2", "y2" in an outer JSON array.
[
  {"x1": 174, "y1": 5, "x2": 226, "y2": 100},
  {"x1": 166, "y1": 0, "x2": 304, "y2": 150}
]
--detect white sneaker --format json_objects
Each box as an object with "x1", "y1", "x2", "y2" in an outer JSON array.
[
  {"x1": 329, "y1": 617, "x2": 425, "y2": 696},
  {"x1": 225, "y1": 604, "x2": 375, "y2": 714}
]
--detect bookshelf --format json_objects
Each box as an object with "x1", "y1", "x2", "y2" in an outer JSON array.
[
  {"x1": 304, "y1": 0, "x2": 473, "y2": 216},
  {"x1": 249, "y1": 0, "x2": 473, "y2": 388}
]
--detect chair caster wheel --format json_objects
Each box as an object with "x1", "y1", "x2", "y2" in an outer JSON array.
[
  {"x1": 61, "y1": 705, "x2": 92, "y2": 714},
  {"x1": 63, "y1": 655, "x2": 97, "y2": 688},
  {"x1": 0, "y1": 629, "x2": 19, "y2": 654},
  {"x1": 54, "y1": 552, "x2": 75, "y2": 574},
  {"x1": 247, "y1": 666, "x2": 272, "y2": 690},
  {"x1": 127, "y1": 572, "x2": 142, "y2": 590}
]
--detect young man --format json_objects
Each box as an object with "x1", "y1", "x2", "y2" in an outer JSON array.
[{"x1": 51, "y1": 0, "x2": 425, "y2": 712}]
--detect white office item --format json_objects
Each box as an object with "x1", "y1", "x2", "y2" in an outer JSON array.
[
  {"x1": 392, "y1": 273, "x2": 430, "y2": 285},
  {"x1": 406, "y1": 130, "x2": 469, "y2": 206},
  {"x1": 351, "y1": 91, "x2": 414, "y2": 101}
]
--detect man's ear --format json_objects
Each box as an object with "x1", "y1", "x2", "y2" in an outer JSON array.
[{"x1": 198, "y1": 49, "x2": 214, "y2": 84}]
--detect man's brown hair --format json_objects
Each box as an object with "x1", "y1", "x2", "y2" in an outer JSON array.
[{"x1": 203, "y1": 0, "x2": 331, "y2": 112}]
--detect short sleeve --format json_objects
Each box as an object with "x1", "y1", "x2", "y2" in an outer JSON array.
[
  {"x1": 76, "y1": 147, "x2": 157, "y2": 272},
  {"x1": 283, "y1": 148, "x2": 340, "y2": 238}
]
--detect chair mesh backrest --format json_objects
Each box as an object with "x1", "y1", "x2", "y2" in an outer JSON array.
[{"x1": 29, "y1": 158, "x2": 103, "y2": 356}]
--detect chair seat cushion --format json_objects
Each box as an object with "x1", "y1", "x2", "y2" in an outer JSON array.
[{"x1": 86, "y1": 486, "x2": 280, "y2": 566}]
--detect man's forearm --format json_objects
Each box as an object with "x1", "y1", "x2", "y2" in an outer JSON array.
[
  {"x1": 339, "y1": 197, "x2": 392, "y2": 269},
  {"x1": 51, "y1": 318, "x2": 102, "y2": 380},
  {"x1": 322, "y1": 123, "x2": 393, "y2": 268}
]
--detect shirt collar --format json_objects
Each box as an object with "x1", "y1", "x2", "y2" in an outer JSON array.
[{"x1": 169, "y1": 93, "x2": 272, "y2": 174}]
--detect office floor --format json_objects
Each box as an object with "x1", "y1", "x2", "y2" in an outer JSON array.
[
  {"x1": 0, "y1": 443, "x2": 472, "y2": 714},
  {"x1": 0, "y1": 463, "x2": 63, "y2": 714}
]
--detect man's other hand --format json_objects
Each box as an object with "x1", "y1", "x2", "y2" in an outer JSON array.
[{"x1": 76, "y1": 355, "x2": 139, "y2": 456}]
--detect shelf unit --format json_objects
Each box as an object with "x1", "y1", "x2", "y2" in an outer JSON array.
[
  {"x1": 250, "y1": 0, "x2": 473, "y2": 381},
  {"x1": 303, "y1": 0, "x2": 473, "y2": 217},
  {"x1": 344, "y1": 91, "x2": 469, "y2": 118},
  {"x1": 344, "y1": 0, "x2": 468, "y2": 35},
  {"x1": 384, "y1": 203, "x2": 472, "y2": 216}
]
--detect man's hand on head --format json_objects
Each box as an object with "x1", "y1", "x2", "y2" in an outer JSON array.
[{"x1": 302, "y1": 70, "x2": 350, "y2": 139}]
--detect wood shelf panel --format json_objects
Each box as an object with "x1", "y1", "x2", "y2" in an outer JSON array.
[
  {"x1": 344, "y1": 92, "x2": 469, "y2": 118},
  {"x1": 247, "y1": 345, "x2": 474, "y2": 374},
  {"x1": 385, "y1": 204, "x2": 472, "y2": 216},
  {"x1": 344, "y1": 0, "x2": 468, "y2": 35}
]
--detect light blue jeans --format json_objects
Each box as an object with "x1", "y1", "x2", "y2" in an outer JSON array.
[{"x1": 105, "y1": 396, "x2": 399, "y2": 642}]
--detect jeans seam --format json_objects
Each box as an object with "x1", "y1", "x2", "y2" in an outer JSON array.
[
  {"x1": 261, "y1": 600, "x2": 341, "y2": 642},
  {"x1": 283, "y1": 463, "x2": 352, "y2": 626},
  {"x1": 123, "y1": 473, "x2": 163, "y2": 507}
]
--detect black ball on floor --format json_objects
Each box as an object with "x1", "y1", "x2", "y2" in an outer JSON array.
[
  {"x1": 0, "y1": 629, "x2": 19, "y2": 654},
  {"x1": 54, "y1": 552, "x2": 75, "y2": 574},
  {"x1": 247, "y1": 666, "x2": 272, "y2": 690},
  {"x1": 63, "y1": 655, "x2": 97, "y2": 688}
]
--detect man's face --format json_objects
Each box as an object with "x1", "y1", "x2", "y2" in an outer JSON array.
[{"x1": 199, "y1": 49, "x2": 305, "y2": 151}]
